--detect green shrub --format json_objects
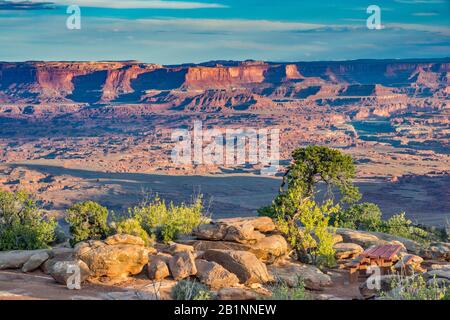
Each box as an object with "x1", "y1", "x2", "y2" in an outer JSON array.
[
  {"x1": 266, "y1": 190, "x2": 337, "y2": 267},
  {"x1": 335, "y1": 202, "x2": 382, "y2": 231},
  {"x1": 381, "y1": 213, "x2": 430, "y2": 243},
  {"x1": 263, "y1": 278, "x2": 308, "y2": 300},
  {"x1": 129, "y1": 195, "x2": 206, "y2": 243},
  {"x1": 66, "y1": 201, "x2": 109, "y2": 246},
  {"x1": 171, "y1": 279, "x2": 212, "y2": 300},
  {"x1": 382, "y1": 275, "x2": 448, "y2": 300},
  {"x1": 260, "y1": 146, "x2": 360, "y2": 266},
  {"x1": 110, "y1": 218, "x2": 153, "y2": 246},
  {"x1": 0, "y1": 190, "x2": 56, "y2": 250}
]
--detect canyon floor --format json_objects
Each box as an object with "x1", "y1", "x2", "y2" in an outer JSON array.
[
  {"x1": 0, "y1": 59, "x2": 449, "y2": 226},
  {"x1": 0, "y1": 160, "x2": 449, "y2": 226}
]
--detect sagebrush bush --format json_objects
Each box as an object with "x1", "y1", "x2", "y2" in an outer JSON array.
[
  {"x1": 263, "y1": 277, "x2": 308, "y2": 300},
  {"x1": 110, "y1": 218, "x2": 153, "y2": 246},
  {"x1": 171, "y1": 279, "x2": 212, "y2": 300},
  {"x1": 129, "y1": 195, "x2": 207, "y2": 243},
  {"x1": 66, "y1": 201, "x2": 109, "y2": 246},
  {"x1": 381, "y1": 213, "x2": 430, "y2": 243},
  {"x1": 0, "y1": 190, "x2": 56, "y2": 250},
  {"x1": 335, "y1": 203, "x2": 434, "y2": 243},
  {"x1": 382, "y1": 274, "x2": 448, "y2": 300}
]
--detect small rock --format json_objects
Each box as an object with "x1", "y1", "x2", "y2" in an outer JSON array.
[
  {"x1": 147, "y1": 257, "x2": 170, "y2": 281},
  {"x1": 0, "y1": 250, "x2": 49, "y2": 270},
  {"x1": 424, "y1": 268, "x2": 450, "y2": 281},
  {"x1": 333, "y1": 243, "x2": 364, "y2": 260},
  {"x1": 22, "y1": 252, "x2": 50, "y2": 273},
  {"x1": 251, "y1": 235, "x2": 288, "y2": 263},
  {"x1": 359, "y1": 274, "x2": 402, "y2": 299},
  {"x1": 49, "y1": 260, "x2": 91, "y2": 289},
  {"x1": 167, "y1": 243, "x2": 194, "y2": 255},
  {"x1": 195, "y1": 259, "x2": 239, "y2": 290},
  {"x1": 168, "y1": 251, "x2": 197, "y2": 280},
  {"x1": 268, "y1": 261, "x2": 332, "y2": 290},
  {"x1": 335, "y1": 228, "x2": 382, "y2": 248},
  {"x1": 394, "y1": 254, "x2": 425, "y2": 274},
  {"x1": 203, "y1": 249, "x2": 271, "y2": 285},
  {"x1": 194, "y1": 219, "x2": 267, "y2": 244}
]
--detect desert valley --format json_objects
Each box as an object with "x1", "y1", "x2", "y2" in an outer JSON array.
[{"x1": 0, "y1": 58, "x2": 448, "y2": 225}]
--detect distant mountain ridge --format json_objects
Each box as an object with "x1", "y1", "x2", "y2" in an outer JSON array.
[{"x1": 0, "y1": 59, "x2": 449, "y2": 107}]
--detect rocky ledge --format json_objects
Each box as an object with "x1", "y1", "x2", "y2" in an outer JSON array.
[{"x1": 0, "y1": 217, "x2": 449, "y2": 300}]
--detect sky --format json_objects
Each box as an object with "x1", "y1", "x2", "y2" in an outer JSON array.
[{"x1": 0, "y1": 0, "x2": 449, "y2": 64}]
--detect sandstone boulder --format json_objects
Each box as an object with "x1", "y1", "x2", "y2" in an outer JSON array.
[
  {"x1": 334, "y1": 243, "x2": 364, "y2": 260},
  {"x1": 186, "y1": 235, "x2": 288, "y2": 263},
  {"x1": 168, "y1": 251, "x2": 197, "y2": 280},
  {"x1": 203, "y1": 249, "x2": 271, "y2": 285},
  {"x1": 0, "y1": 249, "x2": 49, "y2": 270},
  {"x1": 359, "y1": 274, "x2": 402, "y2": 299},
  {"x1": 22, "y1": 251, "x2": 50, "y2": 273},
  {"x1": 267, "y1": 261, "x2": 332, "y2": 290},
  {"x1": 195, "y1": 259, "x2": 239, "y2": 290},
  {"x1": 49, "y1": 260, "x2": 91, "y2": 288},
  {"x1": 335, "y1": 228, "x2": 382, "y2": 248},
  {"x1": 420, "y1": 242, "x2": 450, "y2": 261},
  {"x1": 194, "y1": 218, "x2": 269, "y2": 244},
  {"x1": 424, "y1": 268, "x2": 450, "y2": 281},
  {"x1": 394, "y1": 254, "x2": 425, "y2": 274},
  {"x1": 104, "y1": 234, "x2": 146, "y2": 246},
  {"x1": 188, "y1": 240, "x2": 251, "y2": 252},
  {"x1": 216, "y1": 217, "x2": 276, "y2": 232},
  {"x1": 167, "y1": 243, "x2": 195, "y2": 255},
  {"x1": 147, "y1": 256, "x2": 170, "y2": 281},
  {"x1": 75, "y1": 235, "x2": 150, "y2": 278},
  {"x1": 251, "y1": 235, "x2": 288, "y2": 263}
]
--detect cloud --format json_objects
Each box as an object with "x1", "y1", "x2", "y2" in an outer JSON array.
[
  {"x1": 51, "y1": 0, "x2": 227, "y2": 9},
  {"x1": 389, "y1": 22, "x2": 450, "y2": 36},
  {"x1": 0, "y1": 0, "x2": 55, "y2": 10},
  {"x1": 394, "y1": 0, "x2": 445, "y2": 4},
  {"x1": 412, "y1": 12, "x2": 439, "y2": 16}
]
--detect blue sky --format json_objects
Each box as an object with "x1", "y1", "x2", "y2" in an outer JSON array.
[{"x1": 0, "y1": 0, "x2": 449, "y2": 63}]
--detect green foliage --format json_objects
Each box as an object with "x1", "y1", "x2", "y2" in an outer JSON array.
[
  {"x1": 171, "y1": 279, "x2": 212, "y2": 300},
  {"x1": 129, "y1": 195, "x2": 206, "y2": 243},
  {"x1": 110, "y1": 218, "x2": 153, "y2": 246},
  {"x1": 381, "y1": 213, "x2": 430, "y2": 243},
  {"x1": 286, "y1": 146, "x2": 360, "y2": 204},
  {"x1": 263, "y1": 278, "x2": 308, "y2": 300},
  {"x1": 335, "y1": 202, "x2": 383, "y2": 231},
  {"x1": 335, "y1": 203, "x2": 435, "y2": 243},
  {"x1": 260, "y1": 146, "x2": 358, "y2": 266},
  {"x1": 382, "y1": 275, "x2": 448, "y2": 300},
  {"x1": 266, "y1": 191, "x2": 338, "y2": 266},
  {"x1": 66, "y1": 201, "x2": 109, "y2": 246},
  {"x1": 0, "y1": 190, "x2": 56, "y2": 250}
]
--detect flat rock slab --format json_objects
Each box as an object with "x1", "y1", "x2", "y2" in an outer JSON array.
[
  {"x1": 334, "y1": 243, "x2": 364, "y2": 260},
  {"x1": 0, "y1": 250, "x2": 49, "y2": 270},
  {"x1": 203, "y1": 249, "x2": 271, "y2": 285},
  {"x1": 268, "y1": 261, "x2": 332, "y2": 291}
]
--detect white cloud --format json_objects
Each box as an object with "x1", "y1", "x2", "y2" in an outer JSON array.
[
  {"x1": 389, "y1": 22, "x2": 450, "y2": 36},
  {"x1": 412, "y1": 12, "x2": 439, "y2": 16},
  {"x1": 51, "y1": 0, "x2": 227, "y2": 9},
  {"x1": 394, "y1": 0, "x2": 445, "y2": 4}
]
